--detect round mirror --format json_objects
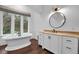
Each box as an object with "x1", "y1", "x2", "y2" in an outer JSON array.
[{"x1": 49, "y1": 12, "x2": 66, "y2": 28}]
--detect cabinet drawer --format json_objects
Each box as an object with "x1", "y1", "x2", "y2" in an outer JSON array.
[
  {"x1": 62, "y1": 37, "x2": 78, "y2": 54},
  {"x1": 62, "y1": 42, "x2": 78, "y2": 54},
  {"x1": 63, "y1": 37, "x2": 75, "y2": 44},
  {"x1": 64, "y1": 39, "x2": 73, "y2": 43},
  {"x1": 63, "y1": 37, "x2": 78, "y2": 47},
  {"x1": 62, "y1": 45, "x2": 73, "y2": 54}
]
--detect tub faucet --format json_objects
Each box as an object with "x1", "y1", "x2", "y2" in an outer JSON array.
[{"x1": 17, "y1": 32, "x2": 21, "y2": 36}]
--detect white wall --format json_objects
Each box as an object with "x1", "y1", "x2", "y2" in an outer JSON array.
[
  {"x1": 1, "y1": 5, "x2": 79, "y2": 39},
  {"x1": 28, "y1": 8, "x2": 43, "y2": 39},
  {"x1": 56, "y1": 5, "x2": 79, "y2": 31},
  {"x1": 29, "y1": 5, "x2": 79, "y2": 39}
]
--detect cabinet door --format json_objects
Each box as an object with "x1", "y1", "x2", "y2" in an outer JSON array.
[
  {"x1": 43, "y1": 34, "x2": 51, "y2": 51},
  {"x1": 62, "y1": 37, "x2": 78, "y2": 54},
  {"x1": 50, "y1": 35, "x2": 62, "y2": 54},
  {"x1": 43, "y1": 34, "x2": 62, "y2": 54},
  {"x1": 38, "y1": 33, "x2": 44, "y2": 46}
]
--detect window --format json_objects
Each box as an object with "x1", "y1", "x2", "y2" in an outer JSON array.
[
  {"x1": 15, "y1": 15, "x2": 21, "y2": 33},
  {"x1": 23, "y1": 16, "x2": 28, "y2": 32},
  {"x1": 3, "y1": 12, "x2": 11, "y2": 34},
  {"x1": 0, "y1": 11, "x2": 29, "y2": 35}
]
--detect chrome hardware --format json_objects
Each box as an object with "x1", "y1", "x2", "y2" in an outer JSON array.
[
  {"x1": 48, "y1": 36, "x2": 51, "y2": 39},
  {"x1": 66, "y1": 47, "x2": 71, "y2": 49},
  {"x1": 17, "y1": 32, "x2": 21, "y2": 36},
  {"x1": 66, "y1": 40, "x2": 72, "y2": 42}
]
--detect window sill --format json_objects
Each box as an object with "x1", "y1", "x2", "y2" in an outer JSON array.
[{"x1": 2, "y1": 33, "x2": 32, "y2": 40}]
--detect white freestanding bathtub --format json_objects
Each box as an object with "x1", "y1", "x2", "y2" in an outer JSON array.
[{"x1": 2, "y1": 33, "x2": 32, "y2": 51}]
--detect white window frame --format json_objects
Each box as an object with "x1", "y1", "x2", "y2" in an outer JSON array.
[
  {"x1": 23, "y1": 16, "x2": 30, "y2": 33},
  {"x1": 0, "y1": 11, "x2": 29, "y2": 36},
  {"x1": 0, "y1": 11, "x2": 3, "y2": 36},
  {"x1": 11, "y1": 13, "x2": 15, "y2": 34},
  {"x1": 21, "y1": 15, "x2": 23, "y2": 35},
  {"x1": 14, "y1": 14, "x2": 21, "y2": 33}
]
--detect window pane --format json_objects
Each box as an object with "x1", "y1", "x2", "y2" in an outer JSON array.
[
  {"x1": 3, "y1": 12, "x2": 11, "y2": 34},
  {"x1": 23, "y1": 16, "x2": 28, "y2": 32},
  {"x1": 15, "y1": 15, "x2": 20, "y2": 33}
]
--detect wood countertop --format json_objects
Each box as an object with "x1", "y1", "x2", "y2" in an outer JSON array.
[{"x1": 40, "y1": 29, "x2": 79, "y2": 38}]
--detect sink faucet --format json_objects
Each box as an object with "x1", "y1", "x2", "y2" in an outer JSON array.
[{"x1": 52, "y1": 29, "x2": 57, "y2": 33}]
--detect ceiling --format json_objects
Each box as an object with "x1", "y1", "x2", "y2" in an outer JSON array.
[{"x1": 26, "y1": 5, "x2": 43, "y2": 13}]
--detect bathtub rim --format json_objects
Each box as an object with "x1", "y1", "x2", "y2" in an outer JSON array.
[
  {"x1": 1, "y1": 33, "x2": 32, "y2": 40},
  {"x1": 5, "y1": 41, "x2": 31, "y2": 51}
]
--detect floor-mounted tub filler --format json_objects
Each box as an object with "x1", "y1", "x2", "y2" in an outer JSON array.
[{"x1": 1, "y1": 33, "x2": 32, "y2": 51}]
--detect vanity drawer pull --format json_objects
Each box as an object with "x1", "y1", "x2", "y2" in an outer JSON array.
[
  {"x1": 66, "y1": 47, "x2": 71, "y2": 49},
  {"x1": 66, "y1": 40, "x2": 72, "y2": 42}
]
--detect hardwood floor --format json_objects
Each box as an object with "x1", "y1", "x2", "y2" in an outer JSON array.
[
  {"x1": 27, "y1": 39, "x2": 51, "y2": 54},
  {"x1": 0, "y1": 45, "x2": 7, "y2": 54},
  {"x1": 0, "y1": 39, "x2": 52, "y2": 54}
]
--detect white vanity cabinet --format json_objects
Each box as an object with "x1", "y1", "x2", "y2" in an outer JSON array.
[
  {"x1": 49, "y1": 35, "x2": 62, "y2": 54},
  {"x1": 62, "y1": 37, "x2": 78, "y2": 54},
  {"x1": 38, "y1": 33, "x2": 51, "y2": 50},
  {"x1": 43, "y1": 34, "x2": 51, "y2": 51},
  {"x1": 38, "y1": 32, "x2": 79, "y2": 54},
  {"x1": 39, "y1": 33, "x2": 62, "y2": 54}
]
